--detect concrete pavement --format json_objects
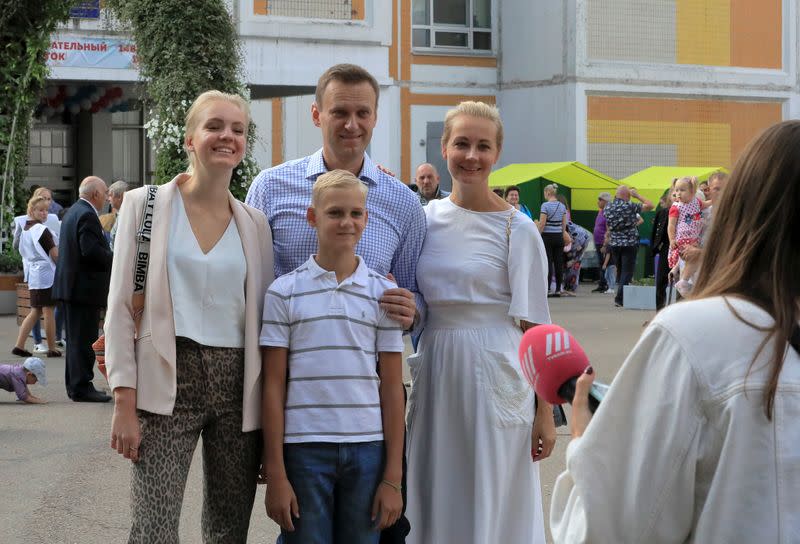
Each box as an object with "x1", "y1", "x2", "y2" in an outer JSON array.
[{"x1": 0, "y1": 292, "x2": 653, "y2": 543}]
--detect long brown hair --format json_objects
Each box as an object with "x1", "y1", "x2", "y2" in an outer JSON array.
[{"x1": 692, "y1": 120, "x2": 800, "y2": 420}]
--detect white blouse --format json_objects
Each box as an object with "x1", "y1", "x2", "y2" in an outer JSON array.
[{"x1": 167, "y1": 191, "x2": 246, "y2": 348}]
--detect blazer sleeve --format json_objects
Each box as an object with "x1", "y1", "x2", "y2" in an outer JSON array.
[{"x1": 105, "y1": 190, "x2": 145, "y2": 391}]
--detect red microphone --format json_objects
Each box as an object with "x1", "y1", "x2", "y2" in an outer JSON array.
[{"x1": 519, "y1": 324, "x2": 605, "y2": 413}]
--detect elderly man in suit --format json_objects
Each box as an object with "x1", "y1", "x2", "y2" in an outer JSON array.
[{"x1": 53, "y1": 176, "x2": 113, "y2": 402}]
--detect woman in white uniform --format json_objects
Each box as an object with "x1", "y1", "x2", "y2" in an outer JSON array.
[
  {"x1": 406, "y1": 101, "x2": 555, "y2": 544},
  {"x1": 14, "y1": 195, "x2": 60, "y2": 357}
]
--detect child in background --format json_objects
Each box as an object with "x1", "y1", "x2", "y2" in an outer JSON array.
[
  {"x1": 260, "y1": 170, "x2": 405, "y2": 543},
  {"x1": 0, "y1": 357, "x2": 47, "y2": 403},
  {"x1": 698, "y1": 180, "x2": 711, "y2": 199},
  {"x1": 668, "y1": 176, "x2": 711, "y2": 295}
]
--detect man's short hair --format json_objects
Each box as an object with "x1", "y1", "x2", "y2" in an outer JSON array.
[
  {"x1": 707, "y1": 170, "x2": 728, "y2": 185},
  {"x1": 312, "y1": 169, "x2": 368, "y2": 206},
  {"x1": 416, "y1": 163, "x2": 439, "y2": 178},
  {"x1": 108, "y1": 180, "x2": 129, "y2": 196},
  {"x1": 315, "y1": 64, "x2": 380, "y2": 109},
  {"x1": 78, "y1": 176, "x2": 105, "y2": 198},
  {"x1": 503, "y1": 185, "x2": 521, "y2": 198}
]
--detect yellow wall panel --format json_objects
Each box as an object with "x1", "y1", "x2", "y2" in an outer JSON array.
[
  {"x1": 588, "y1": 120, "x2": 731, "y2": 167},
  {"x1": 676, "y1": 0, "x2": 730, "y2": 66}
]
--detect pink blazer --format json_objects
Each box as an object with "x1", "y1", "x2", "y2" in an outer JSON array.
[{"x1": 105, "y1": 175, "x2": 274, "y2": 431}]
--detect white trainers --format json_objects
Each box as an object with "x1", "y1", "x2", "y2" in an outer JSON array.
[
  {"x1": 33, "y1": 343, "x2": 48, "y2": 353},
  {"x1": 604, "y1": 288, "x2": 616, "y2": 294},
  {"x1": 55, "y1": 340, "x2": 66, "y2": 348}
]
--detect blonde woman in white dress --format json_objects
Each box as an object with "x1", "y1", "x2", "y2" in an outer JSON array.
[{"x1": 406, "y1": 102, "x2": 555, "y2": 544}]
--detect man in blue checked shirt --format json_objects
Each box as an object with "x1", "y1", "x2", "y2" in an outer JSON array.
[
  {"x1": 246, "y1": 63, "x2": 425, "y2": 543},
  {"x1": 246, "y1": 64, "x2": 425, "y2": 333}
]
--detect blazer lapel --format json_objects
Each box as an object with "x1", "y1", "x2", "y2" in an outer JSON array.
[
  {"x1": 147, "y1": 180, "x2": 178, "y2": 367},
  {"x1": 229, "y1": 193, "x2": 263, "y2": 402},
  {"x1": 230, "y1": 192, "x2": 258, "y2": 314}
]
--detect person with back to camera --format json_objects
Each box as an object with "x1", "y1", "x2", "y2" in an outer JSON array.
[
  {"x1": 261, "y1": 170, "x2": 405, "y2": 544},
  {"x1": 406, "y1": 101, "x2": 555, "y2": 544},
  {"x1": 550, "y1": 120, "x2": 800, "y2": 543},
  {"x1": 603, "y1": 185, "x2": 654, "y2": 307},
  {"x1": 105, "y1": 90, "x2": 273, "y2": 542},
  {"x1": 537, "y1": 183, "x2": 569, "y2": 297}
]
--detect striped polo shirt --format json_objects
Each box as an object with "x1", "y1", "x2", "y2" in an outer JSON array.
[{"x1": 260, "y1": 255, "x2": 405, "y2": 444}]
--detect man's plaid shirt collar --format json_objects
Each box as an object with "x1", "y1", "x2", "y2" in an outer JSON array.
[{"x1": 305, "y1": 149, "x2": 381, "y2": 187}]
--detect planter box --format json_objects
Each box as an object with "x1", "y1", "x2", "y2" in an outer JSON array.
[
  {"x1": 0, "y1": 273, "x2": 23, "y2": 315},
  {"x1": 623, "y1": 285, "x2": 656, "y2": 310},
  {"x1": 16, "y1": 282, "x2": 104, "y2": 327}
]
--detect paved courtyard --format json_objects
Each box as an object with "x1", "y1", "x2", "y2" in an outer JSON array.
[{"x1": 0, "y1": 291, "x2": 654, "y2": 543}]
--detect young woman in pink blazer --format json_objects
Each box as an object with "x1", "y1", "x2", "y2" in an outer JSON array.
[{"x1": 105, "y1": 90, "x2": 274, "y2": 542}]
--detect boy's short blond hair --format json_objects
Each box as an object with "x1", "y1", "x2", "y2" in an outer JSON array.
[{"x1": 312, "y1": 169, "x2": 368, "y2": 206}]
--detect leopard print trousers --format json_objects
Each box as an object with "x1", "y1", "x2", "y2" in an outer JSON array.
[{"x1": 128, "y1": 337, "x2": 260, "y2": 543}]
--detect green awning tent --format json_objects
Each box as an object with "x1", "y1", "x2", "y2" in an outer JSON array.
[
  {"x1": 619, "y1": 166, "x2": 729, "y2": 206},
  {"x1": 488, "y1": 162, "x2": 619, "y2": 233}
]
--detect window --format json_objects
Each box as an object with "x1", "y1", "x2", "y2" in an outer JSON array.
[
  {"x1": 112, "y1": 109, "x2": 154, "y2": 186},
  {"x1": 412, "y1": 0, "x2": 492, "y2": 53},
  {"x1": 254, "y1": 0, "x2": 363, "y2": 20},
  {"x1": 29, "y1": 126, "x2": 72, "y2": 167}
]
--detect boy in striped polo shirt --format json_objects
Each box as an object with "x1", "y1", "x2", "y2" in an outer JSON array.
[{"x1": 260, "y1": 170, "x2": 405, "y2": 543}]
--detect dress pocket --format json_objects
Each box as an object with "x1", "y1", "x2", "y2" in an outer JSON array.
[{"x1": 476, "y1": 349, "x2": 535, "y2": 428}]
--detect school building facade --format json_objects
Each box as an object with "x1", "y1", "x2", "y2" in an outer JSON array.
[{"x1": 32, "y1": 0, "x2": 800, "y2": 201}]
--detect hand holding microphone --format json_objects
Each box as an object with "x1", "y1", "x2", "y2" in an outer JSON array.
[{"x1": 518, "y1": 324, "x2": 609, "y2": 437}]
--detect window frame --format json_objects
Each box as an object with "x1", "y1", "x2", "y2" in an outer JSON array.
[{"x1": 411, "y1": 0, "x2": 495, "y2": 55}]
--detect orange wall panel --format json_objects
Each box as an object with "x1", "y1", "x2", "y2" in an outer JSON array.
[
  {"x1": 588, "y1": 95, "x2": 782, "y2": 168},
  {"x1": 731, "y1": 0, "x2": 782, "y2": 69}
]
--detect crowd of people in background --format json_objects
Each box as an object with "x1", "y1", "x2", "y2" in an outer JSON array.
[
  {"x1": 7, "y1": 176, "x2": 129, "y2": 402},
  {"x1": 3, "y1": 62, "x2": 797, "y2": 544}
]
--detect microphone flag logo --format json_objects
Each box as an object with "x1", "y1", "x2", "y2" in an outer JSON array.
[
  {"x1": 518, "y1": 324, "x2": 590, "y2": 404},
  {"x1": 545, "y1": 330, "x2": 570, "y2": 357}
]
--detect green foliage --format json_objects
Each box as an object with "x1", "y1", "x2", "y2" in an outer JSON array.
[
  {"x1": 631, "y1": 276, "x2": 656, "y2": 287},
  {"x1": 0, "y1": 247, "x2": 24, "y2": 274},
  {"x1": 106, "y1": 0, "x2": 258, "y2": 200},
  {"x1": 0, "y1": 1, "x2": 71, "y2": 236}
]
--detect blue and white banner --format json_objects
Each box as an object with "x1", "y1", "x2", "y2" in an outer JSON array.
[{"x1": 47, "y1": 36, "x2": 137, "y2": 70}]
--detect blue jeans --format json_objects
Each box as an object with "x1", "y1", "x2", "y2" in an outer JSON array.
[
  {"x1": 280, "y1": 441, "x2": 384, "y2": 544},
  {"x1": 31, "y1": 303, "x2": 63, "y2": 344}
]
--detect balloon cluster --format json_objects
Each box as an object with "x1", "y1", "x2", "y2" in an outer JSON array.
[{"x1": 36, "y1": 85, "x2": 132, "y2": 120}]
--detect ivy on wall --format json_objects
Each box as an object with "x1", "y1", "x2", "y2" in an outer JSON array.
[
  {"x1": 106, "y1": 0, "x2": 259, "y2": 200},
  {"x1": 0, "y1": 1, "x2": 71, "y2": 244}
]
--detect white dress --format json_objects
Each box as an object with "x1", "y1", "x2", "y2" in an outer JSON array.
[{"x1": 406, "y1": 198, "x2": 551, "y2": 544}]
